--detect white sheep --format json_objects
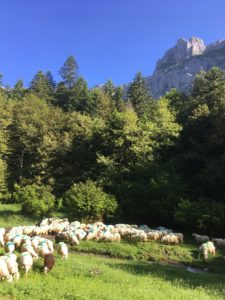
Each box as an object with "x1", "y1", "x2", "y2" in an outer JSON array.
[
  {"x1": 2, "y1": 254, "x2": 20, "y2": 281},
  {"x1": 67, "y1": 233, "x2": 79, "y2": 245},
  {"x1": 174, "y1": 233, "x2": 184, "y2": 243},
  {"x1": 5, "y1": 242, "x2": 15, "y2": 253},
  {"x1": 21, "y1": 243, "x2": 38, "y2": 260},
  {"x1": 0, "y1": 228, "x2": 5, "y2": 236},
  {"x1": 75, "y1": 229, "x2": 87, "y2": 240},
  {"x1": 199, "y1": 241, "x2": 216, "y2": 260},
  {"x1": 37, "y1": 245, "x2": 50, "y2": 258},
  {"x1": 57, "y1": 242, "x2": 68, "y2": 259},
  {"x1": 46, "y1": 239, "x2": 54, "y2": 253},
  {"x1": 161, "y1": 234, "x2": 179, "y2": 244},
  {"x1": 147, "y1": 231, "x2": 161, "y2": 241},
  {"x1": 0, "y1": 257, "x2": 13, "y2": 282},
  {"x1": 12, "y1": 234, "x2": 23, "y2": 248},
  {"x1": 19, "y1": 252, "x2": 33, "y2": 275},
  {"x1": 85, "y1": 231, "x2": 98, "y2": 241},
  {"x1": 0, "y1": 234, "x2": 4, "y2": 247},
  {"x1": 31, "y1": 236, "x2": 40, "y2": 249},
  {"x1": 4, "y1": 232, "x2": 14, "y2": 243}
]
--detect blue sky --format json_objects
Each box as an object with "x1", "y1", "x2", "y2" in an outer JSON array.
[{"x1": 1, "y1": 0, "x2": 225, "y2": 87}]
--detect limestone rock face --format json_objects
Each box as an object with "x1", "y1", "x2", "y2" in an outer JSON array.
[{"x1": 147, "y1": 37, "x2": 225, "y2": 98}]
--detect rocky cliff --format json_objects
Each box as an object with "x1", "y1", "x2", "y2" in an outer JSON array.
[{"x1": 147, "y1": 37, "x2": 225, "y2": 98}]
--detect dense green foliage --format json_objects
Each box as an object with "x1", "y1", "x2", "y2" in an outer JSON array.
[
  {"x1": 63, "y1": 180, "x2": 117, "y2": 221},
  {"x1": 13, "y1": 184, "x2": 55, "y2": 217},
  {"x1": 1, "y1": 58, "x2": 225, "y2": 233}
]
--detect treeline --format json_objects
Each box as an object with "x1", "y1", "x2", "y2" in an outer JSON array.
[{"x1": 0, "y1": 56, "x2": 225, "y2": 234}]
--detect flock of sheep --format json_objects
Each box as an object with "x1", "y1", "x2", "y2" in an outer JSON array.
[
  {"x1": 0, "y1": 218, "x2": 223, "y2": 282},
  {"x1": 192, "y1": 233, "x2": 225, "y2": 260}
]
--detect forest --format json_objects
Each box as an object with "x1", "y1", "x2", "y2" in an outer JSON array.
[{"x1": 1, "y1": 56, "x2": 225, "y2": 234}]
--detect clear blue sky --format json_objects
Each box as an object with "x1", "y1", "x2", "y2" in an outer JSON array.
[{"x1": 1, "y1": 0, "x2": 225, "y2": 87}]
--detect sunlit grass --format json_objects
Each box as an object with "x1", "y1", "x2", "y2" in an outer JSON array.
[
  {"x1": 0, "y1": 253, "x2": 225, "y2": 300},
  {"x1": 0, "y1": 203, "x2": 225, "y2": 299}
]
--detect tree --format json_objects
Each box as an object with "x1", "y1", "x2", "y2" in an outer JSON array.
[
  {"x1": 11, "y1": 80, "x2": 26, "y2": 100},
  {"x1": 53, "y1": 82, "x2": 70, "y2": 110},
  {"x1": 0, "y1": 95, "x2": 13, "y2": 198},
  {"x1": 103, "y1": 80, "x2": 125, "y2": 112},
  {"x1": 59, "y1": 56, "x2": 79, "y2": 89},
  {"x1": 8, "y1": 94, "x2": 52, "y2": 186},
  {"x1": 63, "y1": 180, "x2": 117, "y2": 222},
  {"x1": 191, "y1": 67, "x2": 225, "y2": 109},
  {"x1": 14, "y1": 184, "x2": 55, "y2": 217},
  {"x1": 87, "y1": 88, "x2": 113, "y2": 118},
  {"x1": 67, "y1": 77, "x2": 90, "y2": 112},
  {"x1": 0, "y1": 74, "x2": 3, "y2": 87},
  {"x1": 172, "y1": 67, "x2": 225, "y2": 232},
  {"x1": 46, "y1": 71, "x2": 56, "y2": 90},
  {"x1": 30, "y1": 71, "x2": 54, "y2": 101},
  {"x1": 127, "y1": 72, "x2": 152, "y2": 116}
]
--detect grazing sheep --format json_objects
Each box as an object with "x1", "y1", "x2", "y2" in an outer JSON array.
[
  {"x1": 192, "y1": 233, "x2": 209, "y2": 244},
  {"x1": 0, "y1": 234, "x2": 4, "y2": 247},
  {"x1": 5, "y1": 242, "x2": 15, "y2": 253},
  {"x1": 12, "y1": 234, "x2": 23, "y2": 248},
  {"x1": 21, "y1": 243, "x2": 38, "y2": 259},
  {"x1": 75, "y1": 229, "x2": 87, "y2": 240},
  {"x1": 0, "y1": 258, "x2": 13, "y2": 282},
  {"x1": 85, "y1": 231, "x2": 98, "y2": 241},
  {"x1": 21, "y1": 235, "x2": 31, "y2": 246},
  {"x1": 55, "y1": 232, "x2": 68, "y2": 243},
  {"x1": 111, "y1": 233, "x2": 121, "y2": 242},
  {"x1": 212, "y1": 238, "x2": 225, "y2": 248},
  {"x1": 43, "y1": 253, "x2": 55, "y2": 274},
  {"x1": 67, "y1": 233, "x2": 79, "y2": 246},
  {"x1": 46, "y1": 239, "x2": 54, "y2": 253},
  {"x1": 2, "y1": 254, "x2": 20, "y2": 281},
  {"x1": 37, "y1": 245, "x2": 50, "y2": 258},
  {"x1": 174, "y1": 233, "x2": 184, "y2": 243},
  {"x1": 4, "y1": 232, "x2": 14, "y2": 243},
  {"x1": 0, "y1": 228, "x2": 5, "y2": 236},
  {"x1": 147, "y1": 231, "x2": 161, "y2": 241},
  {"x1": 19, "y1": 252, "x2": 33, "y2": 275},
  {"x1": 57, "y1": 242, "x2": 68, "y2": 259},
  {"x1": 161, "y1": 234, "x2": 179, "y2": 245},
  {"x1": 31, "y1": 236, "x2": 40, "y2": 249},
  {"x1": 199, "y1": 241, "x2": 216, "y2": 260}
]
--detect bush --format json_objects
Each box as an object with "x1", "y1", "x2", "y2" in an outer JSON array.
[
  {"x1": 13, "y1": 184, "x2": 55, "y2": 217},
  {"x1": 63, "y1": 180, "x2": 118, "y2": 222}
]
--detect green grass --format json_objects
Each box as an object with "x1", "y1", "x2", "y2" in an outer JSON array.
[
  {"x1": 0, "y1": 253, "x2": 225, "y2": 300},
  {"x1": 73, "y1": 239, "x2": 225, "y2": 274},
  {"x1": 0, "y1": 204, "x2": 37, "y2": 227},
  {"x1": 0, "y1": 204, "x2": 67, "y2": 227},
  {"x1": 0, "y1": 203, "x2": 225, "y2": 299}
]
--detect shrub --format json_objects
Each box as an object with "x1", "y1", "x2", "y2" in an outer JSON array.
[
  {"x1": 63, "y1": 180, "x2": 118, "y2": 222},
  {"x1": 13, "y1": 184, "x2": 55, "y2": 217}
]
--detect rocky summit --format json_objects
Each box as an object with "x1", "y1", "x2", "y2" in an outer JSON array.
[{"x1": 147, "y1": 37, "x2": 225, "y2": 98}]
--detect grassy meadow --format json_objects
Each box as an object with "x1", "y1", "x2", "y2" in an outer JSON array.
[{"x1": 0, "y1": 204, "x2": 225, "y2": 300}]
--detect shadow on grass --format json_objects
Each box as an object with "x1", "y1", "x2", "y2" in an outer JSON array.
[
  {"x1": 105, "y1": 259, "x2": 225, "y2": 295},
  {"x1": 0, "y1": 210, "x2": 21, "y2": 217},
  {"x1": 0, "y1": 208, "x2": 38, "y2": 227}
]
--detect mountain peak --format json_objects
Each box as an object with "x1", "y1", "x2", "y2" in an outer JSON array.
[
  {"x1": 147, "y1": 37, "x2": 225, "y2": 98},
  {"x1": 155, "y1": 37, "x2": 205, "y2": 72}
]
